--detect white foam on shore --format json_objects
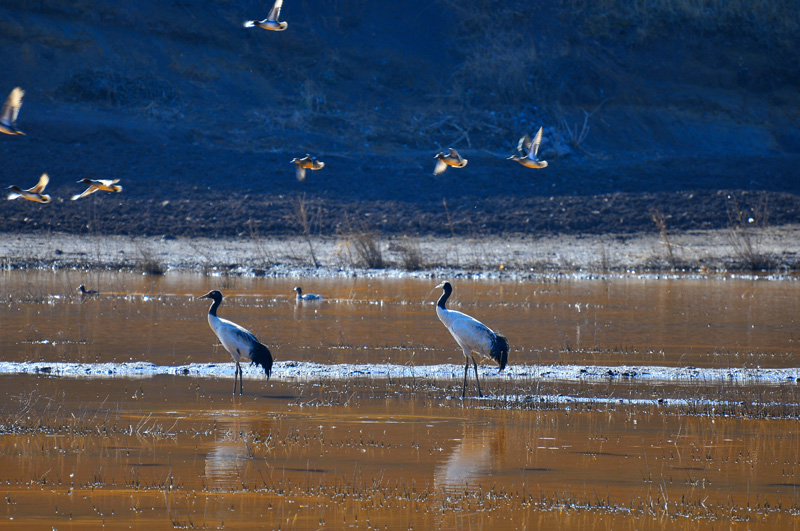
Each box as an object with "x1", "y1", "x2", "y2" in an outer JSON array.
[{"x1": 0, "y1": 360, "x2": 797, "y2": 385}]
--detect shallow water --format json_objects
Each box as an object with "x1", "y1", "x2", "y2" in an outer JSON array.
[
  {"x1": 1, "y1": 376, "x2": 800, "y2": 529},
  {"x1": 1, "y1": 271, "x2": 799, "y2": 528},
  {"x1": 2, "y1": 270, "x2": 799, "y2": 368}
]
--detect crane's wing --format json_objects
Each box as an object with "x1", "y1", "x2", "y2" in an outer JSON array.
[
  {"x1": 530, "y1": 127, "x2": 543, "y2": 157},
  {"x1": 445, "y1": 312, "x2": 495, "y2": 353},
  {"x1": 30, "y1": 173, "x2": 49, "y2": 193},
  {"x1": 268, "y1": 0, "x2": 283, "y2": 20}
]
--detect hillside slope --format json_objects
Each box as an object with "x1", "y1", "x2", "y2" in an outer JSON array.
[{"x1": 0, "y1": 0, "x2": 798, "y2": 238}]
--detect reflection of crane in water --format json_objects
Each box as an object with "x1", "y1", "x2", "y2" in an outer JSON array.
[
  {"x1": 434, "y1": 424, "x2": 507, "y2": 493},
  {"x1": 204, "y1": 417, "x2": 272, "y2": 492}
]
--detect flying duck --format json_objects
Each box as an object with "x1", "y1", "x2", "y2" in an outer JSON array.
[
  {"x1": 290, "y1": 154, "x2": 325, "y2": 181},
  {"x1": 435, "y1": 281, "x2": 509, "y2": 398},
  {"x1": 8, "y1": 173, "x2": 51, "y2": 203},
  {"x1": 508, "y1": 126, "x2": 548, "y2": 169},
  {"x1": 294, "y1": 286, "x2": 325, "y2": 301},
  {"x1": 244, "y1": 0, "x2": 288, "y2": 31},
  {"x1": 71, "y1": 178, "x2": 123, "y2": 200},
  {"x1": 198, "y1": 290, "x2": 273, "y2": 395},
  {"x1": 0, "y1": 87, "x2": 25, "y2": 135},
  {"x1": 433, "y1": 148, "x2": 468, "y2": 175}
]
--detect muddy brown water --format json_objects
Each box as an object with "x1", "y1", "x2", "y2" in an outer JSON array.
[{"x1": 1, "y1": 271, "x2": 800, "y2": 529}]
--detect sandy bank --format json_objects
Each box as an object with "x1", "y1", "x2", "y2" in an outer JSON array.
[{"x1": 2, "y1": 226, "x2": 799, "y2": 278}]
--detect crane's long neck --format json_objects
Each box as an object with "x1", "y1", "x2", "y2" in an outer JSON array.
[
  {"x1": 208, "y1": 297, "x2": 221, "y2": 317},
  {"x1": 437, "y1": 286, "x2": 451, "y2": 310}
]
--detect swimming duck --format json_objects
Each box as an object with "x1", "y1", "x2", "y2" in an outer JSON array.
[
  {"x1": 433, "y1": 148, "x2": 468, "y2": 175},
  {"x1": 290, "y1": 154, "x2": 325, "y2": 181},
  {"x1": 435, "y1": 281, "x2": 509, "y2": 398},
  {"x1": 8, "y1": 173, "x2": 51, "y2": 203},
  {"x1": 76, "y1": 284, "x2": 99, "y2": 296},
  {"x1": 294, "y1": 286, "x2": 324, "y2": 301},
  {"x1": 508, "y1": 126, "x2": 548, "y2": 169},
  {"x1": 244, "y1": 0, "x2": 288, "y2": 31},
  {"x1": 198, "y1": 290, "x2": 273, "y2": 395},
  {"x1": 71, "y1": 178, "x2": 123, "y2": 200},
  {"x1": 0, "y1": 87, "x2": 25, "y2": 136}
]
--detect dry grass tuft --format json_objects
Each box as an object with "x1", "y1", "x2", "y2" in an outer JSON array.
[
  {"x1": 725, "y1": 195, "x2": 776, "y2": 271},
  {"x1": 291, "y1": 194, "x2": 322, "y2": 268},
  {"x1": 394, "y1": 238, "x2": 426, "y2": 271}
]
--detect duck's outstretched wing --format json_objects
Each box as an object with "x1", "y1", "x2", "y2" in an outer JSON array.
[
  {"x1": 30, "y1": 173, "x2": 49, "y2": 193},
  {"x1": 71, "y1": 186, "x2": 97, "y2": 201},
  {"x1": 268, "y1": 0, "x2": 283, "y2": 21},
  {"x1": 530, "y1": 127, "x2": 544, "y2": 157},
  {"x1": 447, "y1": 148, "x2": 463, "y2": 163},
  {"x1": 1, "y1": 87, "x2": 23, "y2": 127},
  {"x1": 517, "y1": 134, "x2": 532, "y2": 156},
  {"x1": 433, "y1": 157, "x2": 448, "y2": 175},
  {"x1": 295, "y1": 164, "x2": 307, "y2": 181}
]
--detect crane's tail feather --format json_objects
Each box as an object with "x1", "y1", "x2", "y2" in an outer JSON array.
[
  {"x1": 250, "y1": 341, "x2": 273, "y2": 378},
  {"x1": 490, "y1": 333, "x2": 509, "y2": 371}
]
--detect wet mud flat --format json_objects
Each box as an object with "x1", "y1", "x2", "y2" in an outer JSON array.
[
  {"x1": 2, "y1": 374, "x2": 800, "y2": 530},
  {"x1": 1, "y1": 271, "x2": 800, "y2": 528}
]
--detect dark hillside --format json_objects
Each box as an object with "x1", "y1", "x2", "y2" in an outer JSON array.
[{"x1": 0, "y1": 0, "x2": 798, "y2": 238}]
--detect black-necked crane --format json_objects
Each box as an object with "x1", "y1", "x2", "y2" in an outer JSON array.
[
  {"x1": 71, "y1": 178, "x2": 123, "y2": 200},
  {"x1": 0, "y1": 87, "x2": 25, "y2": 136},
  {"x1": 198, "y1": 290, "x2": 273, "y2": 395},
  {"x1": 508, "y1": 126, "x2": 548, "y2": 169},
  {"x1": 8, "y1": 173, "x2": 51, "y2": 203},
  {"x1": 243, "y1": 0, "x2": 288, "y2": 31},
  {"x1": 294, "y1": 286, "x2": 324, "y2": 301},
  {"x1": 435, "y1": 281, "x2": 508, "y2": 398}
]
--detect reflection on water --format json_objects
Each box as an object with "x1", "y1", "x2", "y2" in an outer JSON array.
[
  {"x1": 204, "y1": 416, "x2": 251, "y2": 491},
  {"x1": 1, "y1": 270, "x2": 799, "y2": 371},
  {"x1": 0, "y1": 375, "x2": 799, "y2": 529},
  {"x1": 434, "y1": 424, "x2": 506, "y2": 492}
]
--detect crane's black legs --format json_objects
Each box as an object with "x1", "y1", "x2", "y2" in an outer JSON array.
[
  {"x1": 234, "y1": 362, "x2": 244, "y2": 395},
  {"x1": 472, "y1": 356, "x2": 483, "y2": 398},
  {"x1": 462, "y1": 358, "x2": 469, "y2": 398},
  {"x1": 461, "y1": 355, "x2": 483, "y2": 398}
]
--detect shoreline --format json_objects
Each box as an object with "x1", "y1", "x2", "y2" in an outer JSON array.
[{"x1": 2, "y1": 226, "x2": 799, "y2": 279}]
